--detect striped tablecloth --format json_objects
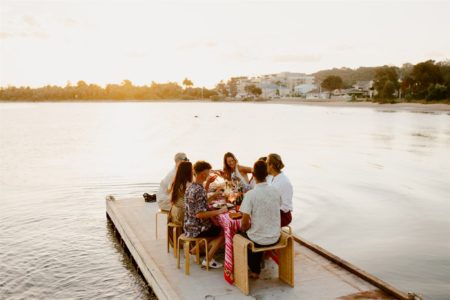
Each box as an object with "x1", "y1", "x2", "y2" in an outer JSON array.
[{"x1": 215, "y1": 212, "x2": 241, "y2": 284}]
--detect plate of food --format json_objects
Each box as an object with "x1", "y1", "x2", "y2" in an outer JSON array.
[
  {"x1": 212, "y1": 202, "x2": 234, "y2": 209},
  {"x1": 228, "y1": 212, "x2": 242, "y2": 219}
]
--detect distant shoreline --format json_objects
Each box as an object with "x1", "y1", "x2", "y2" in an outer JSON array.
[
  {"x1": 265, "y1": 99, "x2": 450, "y2": 113},
  {"x1": 1, "y1": 99, "x2": 449, "y2": 113}
]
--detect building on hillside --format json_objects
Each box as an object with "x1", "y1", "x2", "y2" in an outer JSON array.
[
  {"x1": 330, "y1": 89, "x2": 352, "y2": 101},
  {"x1": 259, "y1": 83, "x2": 290, "y2": 98},
  {"x1": 352, "y1": 80, "x2": 374, "y2": 98},
  {"x1": 226, "y1": 72, "x2": 317, "y2": 98},
  {"x1": 294, "y1": 83, "x2": 317, "y2": 96},
  {"x1": 305, "y1": 88, "x2": 329, "y2": 100}
]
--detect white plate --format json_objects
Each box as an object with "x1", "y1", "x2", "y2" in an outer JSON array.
[{"x1": 212, "y1": 203, "x2": 234, "y2": 209}]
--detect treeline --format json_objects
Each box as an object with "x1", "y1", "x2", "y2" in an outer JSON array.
[
  {"x1": 316, "y1": 60, "x2": 450, "y2": 101},
  {"x1": 2, "y1": 60, "x2": 449, "y2": 102},
  {"x1": 373, "y1": 60, "x2": 450, "y2": 101},
  {"x1": 0, "y1": 79, "x2": 218, "y2": 101},
  {"x1": 314, "y1": 67, "x2": 377, "y2": 88}
]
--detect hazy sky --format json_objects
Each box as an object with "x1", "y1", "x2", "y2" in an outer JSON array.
[{"x1": 1, "y1": 0, "x2": 449, "y2": 88}]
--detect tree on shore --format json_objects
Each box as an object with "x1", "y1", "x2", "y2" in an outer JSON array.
[
  {"x1": 244, "y1": 84, "x2": 262, "y2": 97},
  {"x1": 0, "y1": 80, "x2": 217, "y2": 101},
  {"x1": 226, "y1": 77, "x2": 240, "y2": 97},
  {"x1": 373, "y1": 66, "x2": 399, "y2": 99},
  {"x1": 409, "y1": 60, "x2": 444, "y2": 99},
  {"x1": 182, "y1": 78, "x2": 194, "y2": 89},
  {"x1": 215, "y1": 81, "x2": 229, "y2": 96},
  {"x1": 321, "y1": 75, "x2": 343, "y2": 98}
]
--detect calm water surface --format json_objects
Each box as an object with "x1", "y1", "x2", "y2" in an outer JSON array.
[{"x1": 1, "y1": 102, "x2": 449, "y2": 300}]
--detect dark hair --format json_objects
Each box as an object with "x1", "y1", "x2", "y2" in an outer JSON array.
[
  {"x1": 223, "y1": 152, "x2": 238, "y2": 180},
  {"x1": 193, "y1": 160, "x2": 212, "y2": 174},
  {"x1": 171, "y1": 161, "x2": 193, "y2": 204},
  {"x1": 258, "y1": 156, "x2": 267, "y2": 162},
  {"x1": 253, "y1": 160, "x2": 268, "y2": 181},
  {"x1": 267, "y1": 153, "x2": 285, "y2": 172}
]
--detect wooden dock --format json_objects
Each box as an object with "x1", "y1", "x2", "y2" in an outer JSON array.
[{"x1": 106, "y1": 196, "x2": 416, "y2": 300}]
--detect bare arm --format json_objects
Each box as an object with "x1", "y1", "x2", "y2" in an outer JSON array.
[
  {"x1": 196, "y1": 206, "x2": 227, "y2": 219},
  {"x1": 238, "y1": 165, "x2": 253, "y2": 174},
  {"x1": 240, "y1": 213, "x2": 251, "y2": 231}
]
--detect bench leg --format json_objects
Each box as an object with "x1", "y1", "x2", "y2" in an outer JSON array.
[
  {"x1": 166, "y1": 225, "x2": 170, "y2": 253},
  {"x1": 177, "y1": 236, "x2": 181, "y2": 269},
  {"x1": 279, "y1": 238, "x2": 294, "y2": 287},
  {"x1": 155, "y1": 213, "x2": 159, "y2": 239},
  {"x1": 203, "y1": 239, "x2": 209, "y2": 271},
  {"x1": 234, "y1": 236, "x2": 250, "y2": 295},
  {"x1": 184, "y1": 241, "x2": 191, "y2": 275},
  {"x1": 173, "y1": 227, "x2": 178, "y2": 258}
]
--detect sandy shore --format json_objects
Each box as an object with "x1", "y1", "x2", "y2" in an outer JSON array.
[{"x1": 262, "y1": 99, "x2": 450, "y2": 113}]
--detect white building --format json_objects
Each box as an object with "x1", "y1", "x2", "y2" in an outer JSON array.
[
  {"x1": 353, "y1": 80, "x2": 374, "y2": 98},
  {"x1": 229, "y1": 72, "x2": 317, "y2": 98},
  {"x1": 294, "y1": 83, "x2": 317, "y2": 95},
  {"x1": 305, "y1": 88, "x2": 329, "y2": 100}
]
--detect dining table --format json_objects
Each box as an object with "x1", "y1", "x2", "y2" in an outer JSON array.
[{"x1": 211, "y1": 204, "x2": 242, "y2": 285}]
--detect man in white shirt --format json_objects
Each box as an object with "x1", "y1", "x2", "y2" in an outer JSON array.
[
  {"x1": 267, "y1": 153, "x2": 293, "y2": 227},
  {"x1": 156, "y1": 152, "x2": 189, "y2": 211},
  {"x1": 240, "y1": 160, "x2": 281, "y2": 278},
  {"x1": 248, "y1": 156, "x2": 273, "y2": 188}
]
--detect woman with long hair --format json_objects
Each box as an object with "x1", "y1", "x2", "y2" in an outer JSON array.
[
  {"x1": 222, "y1": 152, "x2": 252, "y2": 184},
  {"x1": 169, "y1": 161, "x2": 193, "y2": 226},
  {"x1": 267, "y1": 153, "x2": 293, "y2": 227}
]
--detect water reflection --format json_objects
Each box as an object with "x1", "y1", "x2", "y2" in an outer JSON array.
[
  {"x1": 1, "y1": 102, "x2": 449, "y2": 299},
  {"x1": 105, "y1": 219, "x2": 156, "y2": 300}
]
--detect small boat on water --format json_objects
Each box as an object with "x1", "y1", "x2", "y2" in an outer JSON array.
[{"x1": 105, "y1": 196, "x2": 421, "y2": 300}]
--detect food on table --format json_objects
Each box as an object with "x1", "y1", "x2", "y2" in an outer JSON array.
[
  {"x1": 212, "y1": 203, "x2": 235, "y2": 209},
  {"x1": 228, "y1": 212, "x2": 242, "y2": 219}
]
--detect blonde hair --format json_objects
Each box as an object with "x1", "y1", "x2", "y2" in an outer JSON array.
[{"x1": 267, "y1": 153, "x2": 285, "y2": 172}]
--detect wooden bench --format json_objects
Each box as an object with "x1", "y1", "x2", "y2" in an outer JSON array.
[
  {"x1": 176, "y1": 234, "x2": 210, "y2": 275},
  {"x1": 282, "y1": 225, "x2": 292, "y2": 235},
  {"x1": 233, "y1": 231, "x2": 294, "y2": 295},
  {"x1": 167, "y1": 222, "x2": 182, "y2": 257},
  {"x1": 155, "y1": 209, "x2": 169, "y2": 239}
]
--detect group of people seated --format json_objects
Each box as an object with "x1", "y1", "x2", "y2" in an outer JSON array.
[{"x1": 156, "y1": 151, "x2": 293, "y2": 278}]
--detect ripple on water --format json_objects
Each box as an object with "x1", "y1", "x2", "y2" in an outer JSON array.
[
  {"x1": 0, "y1": 188, "x2": 156, "y2": 300},
  {"x1": 1, "y1": 103, "x2": 449, "y2": 300}
]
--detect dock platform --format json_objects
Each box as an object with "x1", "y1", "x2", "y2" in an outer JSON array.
[{"x1": 106, "y1": 197, "x2": 414, "y2": 300}]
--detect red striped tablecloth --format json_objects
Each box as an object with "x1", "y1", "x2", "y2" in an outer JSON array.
[{"x1": 214, "y1": 212, "x2": 241, "y2": 284}]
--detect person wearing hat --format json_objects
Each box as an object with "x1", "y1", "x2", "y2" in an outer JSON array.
[{"x1": 156, "y1": 152, "x2": 189, "y2": 211}]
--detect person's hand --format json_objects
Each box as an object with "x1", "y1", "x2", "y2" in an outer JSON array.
[
  {"x1": 218, "y1": 206, "x2": 228, "y2": 214},
  {"x1": 206, "y1": 174, "x2": 217, "y2": 184}
]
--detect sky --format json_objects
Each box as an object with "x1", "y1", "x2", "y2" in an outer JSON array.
[{"x1": 0, "y1": 0, "x2": 449, "y2": 88}]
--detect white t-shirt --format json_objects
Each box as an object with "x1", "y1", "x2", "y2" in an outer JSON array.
[
  {"x1": 240, "y1": 182, "x2": 281, "y2": 245},
  {"x1": 156, "y1": 167, "x2": 176, "y2": 211},
  {"x1": 268, "y1": 172, "x2": 293, "y2": 213}
]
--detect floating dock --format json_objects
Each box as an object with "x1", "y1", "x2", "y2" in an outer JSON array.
[{"x1": 106, "y1": 197, "x2": 416, "y2": 300}]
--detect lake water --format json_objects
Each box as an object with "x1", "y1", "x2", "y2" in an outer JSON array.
[{"x1": 1, "y1": 102, "x2": 449, "y2": 300}]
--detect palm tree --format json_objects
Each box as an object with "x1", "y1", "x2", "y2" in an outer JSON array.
[{"x1": 182, "y1": 78, "x2": 194, "y2": 89}]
